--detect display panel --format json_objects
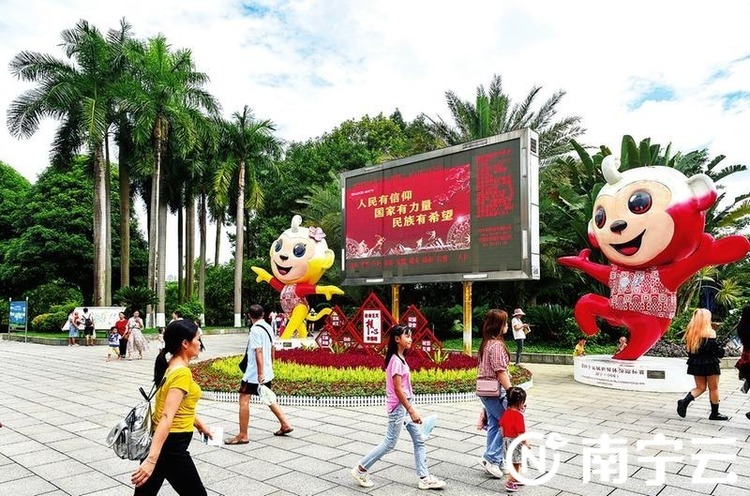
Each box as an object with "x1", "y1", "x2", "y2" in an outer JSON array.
[{"x1": 341, "y1": 128, "x2": 540, "y2": 285}]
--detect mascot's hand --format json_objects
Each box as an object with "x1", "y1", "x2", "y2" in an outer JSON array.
[
  {"x1": 251, "y1": 266, "x2": 273, "y2": 284},
  {"x1": 317, "y1": 285, "x2": 344, "y2": 300},
  {"x1": 558, "y1": 249, "x2": 591, "y2": 268}
]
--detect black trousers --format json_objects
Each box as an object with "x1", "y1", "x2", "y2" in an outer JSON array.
[
  {"x1": 119, "y1": 337, "x2": 128, "y2": 357},
  {"x1": 515, "y1": 338, "x2": 524, "y2": 364},
  {"x1": 134, "y1": 432, "x2": 206, "y2": 496}
]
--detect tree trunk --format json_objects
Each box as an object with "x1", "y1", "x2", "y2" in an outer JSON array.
[
  {"x1": 177, "y1": 205, "x2": 184, "y2": 304},
  {"x1": 214, "y1": 212, "x2": 222, "y2": 267},
  {"x1": 146, "y1": 119, "x2": 162, "y2": 327},
  {"x1": 104, "y1": 134, "x2": 112, "y2": 305},
  {"x1": 198, "y1": 193, "x2": 207, "y2": 325},
  {"x1": 119, "y1": 151, "x2": 131, "y2": 289},
  {"x1": 92, "y1": 144, "x2": 107, "y2": 306},
  {"x1": 233, "y1": 161, "x2": 246, "y2": 327},
  {"x1": 186, "y1": 196, "x2": 196, "y2": 301},
  {"x1": 157, "y1": 186, "x2": 168, "y2": 327}
]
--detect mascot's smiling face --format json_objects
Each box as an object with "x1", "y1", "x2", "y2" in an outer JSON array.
[
  {"x1": 270, "y1": 215, "x2": 335, "y2": 284},
  {"x1": 589, "y1": 157, "x2": 717, "y2": 269}
]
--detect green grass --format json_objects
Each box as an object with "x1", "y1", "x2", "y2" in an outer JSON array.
[{"x1": 441, "y1": 337, "x2": 615, "y2": 355}]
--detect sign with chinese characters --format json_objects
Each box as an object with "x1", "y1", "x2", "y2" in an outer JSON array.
[
  {"x1": 341, "y1": 128, "x2": 539, "y2": 285},
  {"x1": 9, "y1": 300, "x2": 27, "y2": 330},
  {"x1": 362, "y1": 309, "x2": 382, "y2": 344}
]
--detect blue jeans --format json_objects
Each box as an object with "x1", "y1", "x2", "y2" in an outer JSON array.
[
  {"x1": 359, "y1": 401, "x2": 428, "y2": 477},
  {"x1": 480, "y1": 395, "x2": 507, "y2": 466}
]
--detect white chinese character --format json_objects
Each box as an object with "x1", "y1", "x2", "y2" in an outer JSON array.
[
  {"x1": 636, "y1": 434, "x2": 683, "y2": 485},
  {"x1": 582, "y1": 434, "x2": 628, "y2": 484},
  {"x1": 690, "y1": 437, "x2": 738, "y2": 484}
]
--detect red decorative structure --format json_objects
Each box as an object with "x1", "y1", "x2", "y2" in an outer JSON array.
[{"x1": 318, "y1": 293, "x2": 442, "y2": 357}]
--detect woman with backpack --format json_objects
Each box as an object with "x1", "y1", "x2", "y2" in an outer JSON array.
[{"x1": 131, "y1": 319, "x2": 211, "y2": 495}]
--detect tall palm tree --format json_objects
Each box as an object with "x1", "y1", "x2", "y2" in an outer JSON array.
[
  {"x1": 7, "y1": 19, "x2": 125, "y2": 305},
  {"x1": 215, "y1": 106, "x2": 282, "y2": 327},
  {"x1": 422, "y1": 74, "x2": 584, "y2": 163},
  {"x1": 121, "y1": 35, "x2": 219, "y2": 325}
]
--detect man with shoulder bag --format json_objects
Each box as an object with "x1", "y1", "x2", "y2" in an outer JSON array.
[{"x1": 225, "y1": 304, "x2": 293, "y2": 444}]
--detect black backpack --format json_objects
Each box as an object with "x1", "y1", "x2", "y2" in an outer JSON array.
[{"x1": 84, "y1": 314, "x2": 94, "y2": 328}]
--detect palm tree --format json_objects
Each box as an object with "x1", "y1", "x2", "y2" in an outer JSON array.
[
  {"x1": 7, "y1": 19, "x2": 126, "y2": 305},
  {"x1": 215, "y1": 106, "x2": 282, "y2": 327},
  {"x1": 422, "y1": 74, "x2": 584, "y2": 163},
  {"x1": 121, "y1": 35, "x2": 219, "y2": 325}
]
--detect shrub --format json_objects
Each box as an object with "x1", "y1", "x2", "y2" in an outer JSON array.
[
  {"x1": 175, "y1": 299, "x2": 205, "y2": 323},
  {"x1": 524, "y1": 304, "x2": 582, "y2": 346},
  {"x1": 24, "y1": 280, "x2": 82, "y2": 319},
  {"x1": 114, "y1": 286, "x2": 156, "y2": 319},
  {"x1": 31, "y1": 311, "x2": 69, "y2": 333}
]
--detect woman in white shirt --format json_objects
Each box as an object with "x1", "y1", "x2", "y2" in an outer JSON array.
[{"x1": 511, "y1": 308, "x2": 529, "y2": 365}]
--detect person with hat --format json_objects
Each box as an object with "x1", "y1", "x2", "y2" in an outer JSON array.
[{"x1": 511, "y1": 308, "x2": 529, "y2": 365}]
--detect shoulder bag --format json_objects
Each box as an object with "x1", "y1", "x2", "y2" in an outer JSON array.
[{"x1": 239, "y1": 322, "x2": 275, "y2": 373}]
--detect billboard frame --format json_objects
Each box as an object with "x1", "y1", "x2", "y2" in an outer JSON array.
[{"x1": 340, "y1": 128, "x2": 540, "y2": 286}]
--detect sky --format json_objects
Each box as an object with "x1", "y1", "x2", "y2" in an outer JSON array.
[{"x1": 1, "y1": 0, "x2": 749, "y2": 275}]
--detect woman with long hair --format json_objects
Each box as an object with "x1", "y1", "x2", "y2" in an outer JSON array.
[
  {"x1": 131, "y1": 319, "x2": 212, "y2": 495},
  {"x1": 476, "y1": 309, "x2": 513, "y2": 478},
  {"x1": 351, "y1": 325, "x2": 445, "y2": 490},
  {"x1": 676, "y1": 308, "x2": 727, "y2": 420}
]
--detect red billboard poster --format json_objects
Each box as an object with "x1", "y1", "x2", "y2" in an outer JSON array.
[{"x1": 342, "y1": 128, "x2": 539, "y2": 285}]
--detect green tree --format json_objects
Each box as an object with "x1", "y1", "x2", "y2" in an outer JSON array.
[
  {"x1": 121, "y1": 35, "x2": 219, "y2": 325},
  {"x1": 7, "y1": 19, "x2": 131, "y2": 305},
  {"x1": 422, "y1": 74, "x2": 584, "y2": 162},
  {"x1": 215, "y1": 106, "x2": 282, "y2": 326}
]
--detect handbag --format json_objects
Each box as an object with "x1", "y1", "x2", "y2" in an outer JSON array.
[
  {"x1": 239, "y1": 352, "x2": 248, "y2": 373},
  {"x1": 476, "y1": 378, "x2": 500, "y2": 397}
]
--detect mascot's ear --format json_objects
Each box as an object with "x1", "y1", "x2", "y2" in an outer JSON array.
[
  {"x1": 687, "y1": 173, "x2": 717, "y2": 211},
  {"x1": 587, "y1": 220, "x2": 600, "y2": 248},
  {"x1": 321, "y1": 249, "x2": 335, "y2": 269}
]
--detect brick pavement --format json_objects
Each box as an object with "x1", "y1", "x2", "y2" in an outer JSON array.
[{"x1": 0, "y1": 334, "x2": 748, "y2": 496}]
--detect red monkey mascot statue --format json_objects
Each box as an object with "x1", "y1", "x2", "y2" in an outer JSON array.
[{"x1": 559, "y1": 155, "x2": 749, "y2": 360}]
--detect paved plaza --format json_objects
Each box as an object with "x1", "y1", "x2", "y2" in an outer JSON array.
[{"x1": 0, "y1": 333, "x2": 749, "y2": 496}]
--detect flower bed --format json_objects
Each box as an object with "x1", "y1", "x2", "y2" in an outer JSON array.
[{"x1": 191, "y1": 348, "x2": 533, "y2": 397}]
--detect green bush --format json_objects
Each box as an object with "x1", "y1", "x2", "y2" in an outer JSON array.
[
  {"x1": 114, "y1": 286, "x2": 156, "y2": 319},
  {"x1": 524, "y1": 304, "x2": 581, "y2": 346},
  {"x1": 203, "y1": 263, "x2": 234, "y2": 326},
  {"x1": 175, "y1": 299, "x2": 205, "y2": 323},
  {"x1": 31, "y1": 311, "x2": 69, "y2": 333},
  {"x1": 23, "y1": 280, "x2": 82, "y2": 319}
]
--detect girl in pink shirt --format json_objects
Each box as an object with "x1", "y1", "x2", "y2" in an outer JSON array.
[{"x1": 351, "y1": 325, "x2": 446, "y2": 490}]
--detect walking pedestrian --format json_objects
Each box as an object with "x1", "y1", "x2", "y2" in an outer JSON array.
[
  {"x1": 224, "y1": 304, "x2": 292, "y2": 444},
  {"x1": 676, "y1": 308, "x2": 728, "y2": 420},
  {"x1": 127, "y1": 310, "x2": 147, "y2": 360},
  {"x1": 733, "y1": 305, "x2": 750, "y2": 419},
  {"x1": 500, "y1": 387, "x2": 530, "y2": 493},
  {"x1": 351, "y1": 324, "x2": 446, "y2": 490},
  {"x1": 131, "y1": 319, "x2": 211, "y2": 495},
  {"x1": 115, "y1": 312, "x2": 129, "y2": 359},
  {"x1": 476, "y1": 309, "x2": 512, "y2": 479}
]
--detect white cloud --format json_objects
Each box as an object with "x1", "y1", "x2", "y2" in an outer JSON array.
[{"x1": 1, "y1": 0, "x2": 749, "y2": 274}]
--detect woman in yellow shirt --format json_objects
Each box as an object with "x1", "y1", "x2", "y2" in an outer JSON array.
[{"x1": 131, "y1": 319, "x2": 211, "y2": 495}]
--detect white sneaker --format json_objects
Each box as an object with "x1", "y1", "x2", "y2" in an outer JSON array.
[
  {"x1": 482, "y1": 460, "x2": 505, "y2": 479},
  {"x1": 418, "y1": 475, "x2": 446, "y2": 490},
  {"x1": 351, "y1": 467, "x2": 374, "y2": 488}
]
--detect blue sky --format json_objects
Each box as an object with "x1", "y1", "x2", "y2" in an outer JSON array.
[{"x1": 0, "y1": 0, "x2": 749, "y2": 270}]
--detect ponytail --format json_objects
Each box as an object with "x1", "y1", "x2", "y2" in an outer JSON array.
[
  {"x1": 153, "y1": 348, "x2": 169, "y2": 385},
  {"x1": 154, "y1": 319, "x2": 199, "y2": 384}
]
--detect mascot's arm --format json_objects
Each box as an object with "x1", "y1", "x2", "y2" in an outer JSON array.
[
  {"x1": 251, "y1": 266, "x2": 284, "y2": 292},
  {"x1": 316, "y1": 285, "x2": 345, "y2": 300},
  {"x1": 292, "y1": 283, "x2": 344, "y2": 300},
  {"x1": 662, "y1": 233, "x2": 750, "y2": 289},
  {"x1": 558, "y1": 249, "x2": 611, "y2": 285}
]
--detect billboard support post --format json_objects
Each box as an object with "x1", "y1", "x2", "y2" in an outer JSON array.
[
  {"x1": 391, "y1": 284, "x2": 400, "y2": 321},
  {"x1": 462, "y1": 281, "x2": 473, "y2": 356},
  {"x1": 24, "y1": 296, "x2": 28, "y2": 343}
]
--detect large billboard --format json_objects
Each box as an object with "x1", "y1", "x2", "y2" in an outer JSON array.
[{"x1": 341, "y1": 128, "x2": 540, "y2": 285}]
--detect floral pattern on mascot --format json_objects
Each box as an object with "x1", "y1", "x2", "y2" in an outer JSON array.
[
  {"x1": 559, "y1": 155, "x2": 749, "y2": 360},
  {"x1": 252, "y1": 215, "x2": 344, "y2": 339}
]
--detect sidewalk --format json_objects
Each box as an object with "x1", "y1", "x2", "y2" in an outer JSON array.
[{"x1": 0, "y1": 334, "x2": 748, "y2": 495}]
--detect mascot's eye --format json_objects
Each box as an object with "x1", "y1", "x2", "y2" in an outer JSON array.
[
  {"x1": 274, "y1": 240, "x2": 283, "y2": 252},
  {"x1": 293, "y1": 243, "x2": 307, "y2": 258},
  {"x1": 594, "y1": 207, "x2": 606, "y2": 229},
  {"x1": 628, "y1": 191, "x2": 652, "y2": 214}
]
